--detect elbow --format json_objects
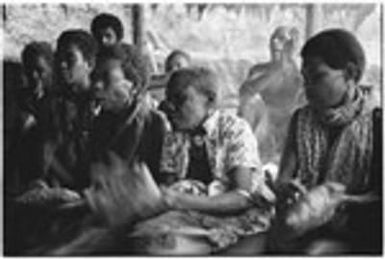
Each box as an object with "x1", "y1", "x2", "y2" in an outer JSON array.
[{"x1": 234, "y1": 191, "x2": 254, "y2": 210}]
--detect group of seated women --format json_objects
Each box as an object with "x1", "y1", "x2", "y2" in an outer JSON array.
[{"x1": 4, "y1": 12, "x2": 382, "y2": 256}]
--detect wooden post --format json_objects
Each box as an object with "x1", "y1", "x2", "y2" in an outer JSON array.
[
  {"x1": 380, "y1": 4, "x2": 385, "y2": 90},
  {"x1": 305, "y1": 4, "x2": 322, "y2": 40},
  {"x1": 3, "y1": 4, "x2": 6, "y2": 22},
  {"x1": 132, "y1": 4, "x2": 145, "y2": 52}
]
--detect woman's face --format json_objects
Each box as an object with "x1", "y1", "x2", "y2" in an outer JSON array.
[
  {"x1": 56, "y1": 44, "x2": 92, "y2": 93},
  {"x1": 97, "y1": 27, "x2": 118, "y2": 47},
  {"x1": 92, "y1": 59, "x2": 133, "y2": 112},
  {"x1": 302, "y1": 57, "x2": 349, "y2": 109},
  {"x1": 24, "y1": 56, "x2": 52, "y2": 99},
  {"x1": 164, "y1": 84, "x2": 209, "y2": 131},
  {"x1": 166, "y1": 55, "x2": 189, "y2": 73}
]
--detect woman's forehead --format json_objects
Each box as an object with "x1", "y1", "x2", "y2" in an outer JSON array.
[
  {"x1": 58, "y1": 43, "x2": 80, "y2": 54},
  {"x1": 100, "y1": 26, "x2": 116, "y2": 35},
  {"x1": 167, "y1": 83, "x2": 196, "y2": 97},
  {"x1": 302, "y1": 57, "x2": 325, "y2": 69},
  {"x1": 302, "y1": 57, "x2": 342, "y2": 74}
]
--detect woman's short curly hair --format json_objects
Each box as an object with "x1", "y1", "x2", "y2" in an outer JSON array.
[
  {"x1": 95, "y1": 44, "x2": 150, "y2": 91},
  {"x1": 301, "y1": 28, "x2": 366, "y2": 83},
  {"x1": 91, "y1": 13, "x2": 124, "y2": 42},
  {"x1": 167, "y1": 67, "x2": 218, "y2": 105}
]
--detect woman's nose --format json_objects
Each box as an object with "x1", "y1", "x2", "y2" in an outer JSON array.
[
  {"x1": 93, "y1": 81, "x2": 104, "y2": 92},
  {"x1": 60, "y1": 60, "x2": 67, "y2": 69},
  {"x1": 102, "y1": 36, "x2": 110, "y2": 46}
]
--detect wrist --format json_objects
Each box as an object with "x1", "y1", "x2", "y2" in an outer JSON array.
[{"x1": 162, "y1": 188, "x2": 181, "y2": 210}]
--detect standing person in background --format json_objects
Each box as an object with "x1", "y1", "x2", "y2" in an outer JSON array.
[{"x1": 238, "y1": 26, "x2": 304, "y2": 165}]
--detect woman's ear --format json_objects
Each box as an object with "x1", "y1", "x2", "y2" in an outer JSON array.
[
  {"x1": 86, "y1": 58, "x2": 96, "y2": 73},
  {"x1": 344, "y1": 62, "x2": 358, "y2": 82}
]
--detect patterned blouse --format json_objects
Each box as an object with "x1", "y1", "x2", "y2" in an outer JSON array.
[
  {"x1": 129, "y1": 111, "x2": 275, "y2": 252},
  {"x1": 159, "y1": 110, "x2": 264, "y2": 194}
]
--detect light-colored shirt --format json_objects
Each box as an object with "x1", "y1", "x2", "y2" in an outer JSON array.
[{"x1": 160, "y1": 110, "x2": 264, "y2": 195}]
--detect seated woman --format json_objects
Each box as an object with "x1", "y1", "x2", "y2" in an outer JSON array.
[
  {"x1": 19, "y1": 41, "x2": 54, "y2": 130},
  {"x1": 270, "y1": 29, "x2": 382, "y2": 254},
  {"x1": 89, "y1": 43, "x2": 166, "y2": 179},
  {"x1": 128, "y1": 67, "x2": 276, "y2": 255},
  {"x1": 5, "y1": 41, "x2": 54, "y2": 197},
  {"x1": 5, "y1": 30, "x2": 99, "y2": 255},
  {"x1": 4, "y1": 41, "x2": 54, "y2": 255}
]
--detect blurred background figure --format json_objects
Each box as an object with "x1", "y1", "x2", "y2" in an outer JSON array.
[
  {"x1": 91, "y1": 13, "x2": 124, "y2": 48},
  {"x1": 165, "y1": 49, "x2": 191, "y2": 73},
  {"x1": 19, "y1": 41, "x2": 54, "y2": 131},
  {"x1": 149, "y1": 49, "x2": 191, "y2": 103},
  {"x1": 238, "y1": 26, "x2": 304, "y2": 165}
]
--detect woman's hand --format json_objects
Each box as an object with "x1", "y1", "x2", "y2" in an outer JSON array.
[
  {"x1": 85, "y1": 152, "x2": 167, "y2": 227},
  {"x1": 160, "y1": 186, "x2": 179, "y2": 210},
  {"x1": 274, "y1": 179, "x2": 308, "y2": 216}
]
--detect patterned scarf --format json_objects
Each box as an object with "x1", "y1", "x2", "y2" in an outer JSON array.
[
  {"x1": 312, "y1": 86, "x2": 365, "y2": 127},
  {"x1": 295, "y1": 87, "x2": 373, "y2": 193}
]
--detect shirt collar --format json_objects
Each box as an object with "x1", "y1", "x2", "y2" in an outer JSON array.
[
  {"x1": 201, "y1": 110, "x2": 220, "y2": 136},
  {"x1": 163, "y1": 110, "x2": 220, "y2": 137}
]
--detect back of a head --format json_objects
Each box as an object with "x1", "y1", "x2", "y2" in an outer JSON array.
[
  {"x1": 301, "y1": 28, "x2": 366, "y2": 83},
  {"x1": 167, "y1": 67, "x2": 218, "y2": 105},
  {"x1": 57, "y1": 29, "x2": 98, "y2": 63},
  {"x1": 91, "y1": 13, "x2": 124, "y2": 42}
]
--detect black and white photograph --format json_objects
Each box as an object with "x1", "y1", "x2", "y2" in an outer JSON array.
[{"x1": 2, "y1": 2, "x2": 383, "y2": 255}]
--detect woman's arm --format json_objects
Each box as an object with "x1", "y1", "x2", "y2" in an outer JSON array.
[
  {"x1": 239, "y1": 64, "x2": 284, "y2": 98},
  {"x1": 163, "y1": 166, "x2": 260, "y2": 214}
]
